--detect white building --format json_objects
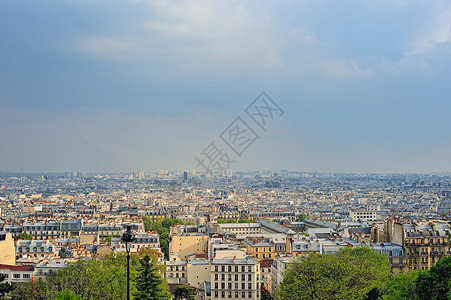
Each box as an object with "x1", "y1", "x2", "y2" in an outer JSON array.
[{"x1": 211, "y1": 250, "x2": 261, "y2": 300}]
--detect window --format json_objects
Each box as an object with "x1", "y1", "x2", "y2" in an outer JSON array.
[
  {"x1": 248, "y1": 274, "x2": 252, "y2": 281},
  {"x1": 23, "y1": 274, "x2": 30, "y2": 279},
  {"x1": 228, "y1": 266, "x2": 231, "y2": 272},
  {"x1": 248, "y1": 291, "x2": 252, "y2": 298},
  {"x1": 248, "y1": 266, "x2": 251, "y2": 272},
  {"x1": 228, "y1": 283, "x2": 232, "y2": 289},
  {"x1": 235, "y1": 283, "x2": 238, "y2": 289},
  {"x1": 215, "y1": 283, "x2": 218, "y2": 289},
  {"x1": 242, "y1": 292, "x2": 246, "y2": 298},
  {"x1": 228, "y1": 274, "x2": 232, "y2": 281},
  {"x1": 235, "y1": 266, "x2": 238, "y2": 272},
  {"x1": 248, "y1": 283, "x2": 252, "y2": 289},
  {"x1": 221, "y1": 266, "x2": 225, "y2": 272},
  {"x1": 221, "y1": 274, "x2": 225, "y2": 281},
  {"x1": 215, "y1": 266, "x2": 218, "y2": 272},
  {"x1": 235, "y1": 274, "x2": 238, "y2": 281},
  {"x1": 215, "y1": 274, "x2": 218, "y2": 281},
  {"x1": 214, "y1": 291, "x2": 218, "y2": 298},
  {"x1": 242, "y1": 274, "x2": 245, "y2": 281},
  {"x1": 13, "y1": 274, "x2": 20, "y2": 279},
  {"x1": 241, "y1": 283, "x2": 245, "y2": 289},
  {"x1": 235, "y1": 291, "x2": 239, "y2": 298},
  {"x1": 241, "y1": 266, "x2": 245, "y2": 272},
  {"x1": 221, "y1": 291, "x2": 225, "y2": 298},
  {"x1": 221, "y1": 283, "x2": 225, "y2": 289}
]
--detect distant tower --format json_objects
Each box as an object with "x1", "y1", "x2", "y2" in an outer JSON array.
[{"x1": 183, "y1": 171, "x2": 188, "y2": 181}]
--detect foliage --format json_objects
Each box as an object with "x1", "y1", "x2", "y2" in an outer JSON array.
[
  {"x1": 415, "y1": 256, "x2": 451, "y2": 300},
  {"x1": 383, "y1": 270, "x2": 419, "y2": 300},
  {"x1": 274, "y1": 246, "x2": 392, "y2": 300},
  {"x1": 0, "y1": 273, "x2": 15, "y2": 298},
  {"x1": 217, "y1": 219, "x2": 237, "y2": 223},
  {"x1": 173, "y1": 285, "x2": 195, "y2": 300},
  {"x1": 14, "y1": 232, "x2": 33, "y2": 240},
  {"x1": 55, "y1": 289, "x2": 85, "y2": 300},
  {"x1": 134, "y1": 255, "x2": 170, "y2": 300},
  {"x1": 296, "y1": 213, "x2": 307, "y2": 222},
  {"x1": 10, "y1": 252, "x2": 141, "y2": 300},
  {"x1": 238, "y1": 218, "x2": 253, "y2": 223}
]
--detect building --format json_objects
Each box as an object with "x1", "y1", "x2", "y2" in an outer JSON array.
[
  {"x1": 404, "y1": 223, "x2": 451, "y2": 270},
  {"x1": 169, "y1": 234, "x2": 209, "y2": 260},
  {"x1": 211, "y1": 250, "x2": 261, "y2": 300},
  {"x1": 243, "y1": 237, "x2": 275, "y2": 261},
  {"x1": 0, "y1": 232, "x2": 15, "y2": 265},
  {"x1": 187, "y1": 259, "x2": 211, "y2": 287},
  {"x1": 165, "y1": 260, "x2": 187, "y2": 284},
  {"x1": 16, "y1": 239, "x2": 57, "y2": 260},
  {"x1": 0, "y1": 264, "x2": 34, "y2": 284}
]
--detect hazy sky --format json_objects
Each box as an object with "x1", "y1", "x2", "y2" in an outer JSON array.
[{"x1": 1, "y1": 0, "x2": 451, "y2": 173}]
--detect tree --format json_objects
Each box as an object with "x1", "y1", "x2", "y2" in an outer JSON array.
[
  {"x1": 274, "y1": 246, "x2": 392, "y2": 300},
  {"x1": 0, "y1": 273, "x2": 15, "y2": 298},
  {"x1": 415, "y1": 256, "x2": 451, "y2": 300},
  {"x1": 14, "y1": 232, "x2": 33, "y2": 240},
  {"x1": 142, "y1": 216, "x2": 152, "y2": 231},
  {"x1": 296, "y1": 213, "x2": 307, "y2": 222},
  {"x1": 382, "y1": 270, "x2": 419, "y2": 300},
  {"x1": 55, "y1": 289, "x2": 85, "y2": 300},
  {"x1": 134, "y1": 254, "x2": 170, "y2": 300},
  {"x1": 238, "y1": 218, "x2": 253, "y2": 223},
  {"x1": 10, "y1": 252, "x2": 142, "y2": 300},
  {"x1": 173, "y1": 285, "x2": 195, "y2": 300}
]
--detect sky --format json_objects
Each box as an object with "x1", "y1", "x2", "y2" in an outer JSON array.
[{"x1": 1, "y1": 0, "x2": 451, "y2": 174}]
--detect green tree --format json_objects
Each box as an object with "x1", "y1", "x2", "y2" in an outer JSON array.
[
  {"x1": 14, "y1": 232, "x2": 33, "y2": 240},
  {"x1": 173, "y1": 285, "x2": 195, "y2": 300},
  {"x1": 238, "y1": 218, "x2": 253, "y2": 223},
  {"x1": 383, "y1": 270, "x2": 419, "y2": 300},
  {"x1": 415, "y1": 256, "x2": 451, "y2": 300},
  {"x1": 274, "y1": 246, "x2": 392, "y2": 300},
  {"x1": 296, "y1": 213, "x2": 307, "y2": 222},
  {"x1": 10, "y1": 252, "x2": 141, "y2": 300},
  {"x1": 142, "y1": 216, "x2": 152, "y2": 231},
  {"x1": 0, "y1": 273, "x2": 15, "y2": 298},
  {"x1": 134, "y1": 255, "x2": 170, "y2": 300},
  {"x1": 55, "y1": 289, "x2": 85, "y2": 300}
]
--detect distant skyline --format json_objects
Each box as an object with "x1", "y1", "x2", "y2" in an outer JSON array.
[{"x1": 1, "y1": 1, "x2": 451, "y2": 173}]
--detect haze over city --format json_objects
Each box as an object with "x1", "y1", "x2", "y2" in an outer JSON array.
[{"x1": 1, "y1": 1, "x2": 451, "y2": 173}]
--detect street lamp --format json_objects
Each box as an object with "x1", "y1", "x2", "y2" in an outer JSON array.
[{"x1": 122, "y1": 225, "x2": 135, "y2": 300}]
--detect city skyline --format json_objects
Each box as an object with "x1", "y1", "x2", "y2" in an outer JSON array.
[{"x1": 1, "y1": 1, "x2": 451, "y2": 173}]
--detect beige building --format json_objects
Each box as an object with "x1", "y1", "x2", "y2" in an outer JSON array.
[
  {"x1": 187, "y1": 259, "x2": 210, "y2": 287},
  {"x1": 0, "y1": 232, "x2": 15, "y2": 265},
  {"x1": 169, "y1": 234, "x2": 208, "y2": 260}
]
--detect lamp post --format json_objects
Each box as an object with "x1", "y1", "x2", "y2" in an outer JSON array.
[{"x1": 121, "y1": 225, "x2": 135, "y2": 300}]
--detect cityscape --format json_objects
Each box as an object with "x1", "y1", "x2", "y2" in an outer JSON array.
[{"x1": 0, "y1": 170, "x2": 450, "y2": 299}]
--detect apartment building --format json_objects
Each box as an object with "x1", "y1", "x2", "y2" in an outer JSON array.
[
  {"x1": 243, "y1": 237, "x2": 275, "y2": 261},
  {"x1": 404, "y1": 223, "x2": 450, "y2": 270},
  {"x1": 23, "y1": 221, "x2": 60, "y2": 240},
  {"x1": 211, "y1": 250, "x2": 261, "y2": 300},
  {"x1": 16, "y1": 239, "x2": 57, "y2": 259}
]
